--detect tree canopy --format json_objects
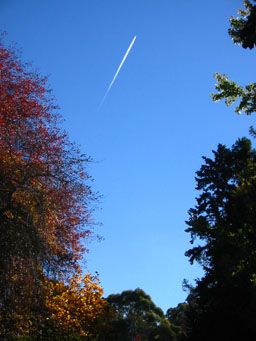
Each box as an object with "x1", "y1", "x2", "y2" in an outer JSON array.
[
  {"x1": 0, "y1": 38, "x2": 99, "y2": 338},
  {"x1": 212, "y1": 1, "x2": 256, "y2": 116},
  {"x1": 177, "y1": 2, "x2": 256, "y2": 339},
  {"x1": 229, "y1": 0, "x2": 256, "y2": 49},
  {"x1": 101, "y1": 288, "x2": 179, "y2": 341},
  {"x1": 184, "y1": 138, "x2": 256, "y2": 340}
]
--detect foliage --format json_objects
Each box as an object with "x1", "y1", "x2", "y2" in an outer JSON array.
[
  {"x1": 44, "y1": 272, "x2": 108, "y2": 340},
  {"x1": 181, "y1": 3, "x2": 256, "y2": 339},
  {"x1": 212, "y1": 73, "x2": 256, "y2": 115},
  {"x1": 100, "y1": 288, "x2": 179, "y2": 340},
  {"x1": 166, "y1": 303, "x2": 188, "y2": 339},
  {"x1": 107, "y1": 288, "x2": 179, "y2": 341},
  {"x1": 229, "y1": 0, "x2": 256, "y2": 49},
  {"x1": 0, "y1": 38, "x2": 95, "y2": 338},
  {"x1": 184, "y1": 138, "x2": 256, "y2": 340},
  {"x1": 212, "y1": 2, "x2": 256, "y2": 116}
]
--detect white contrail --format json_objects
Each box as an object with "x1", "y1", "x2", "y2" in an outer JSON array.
[{"x1": 98, "y1": 35, "x2": 137, "y2": 110}]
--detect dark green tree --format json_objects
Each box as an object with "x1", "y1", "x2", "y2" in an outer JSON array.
[
  {"x1": 166, "y1": 303, "x2": 188, "y2": 339},
  {"x1": 212, "y1": 1, "x2": 256, "y2": 115},
  {"x1": 99, "y1": 288, "x2": 178, "y2": 340},
  {"x1": 229, "y1": 0, "x2": 256, "y2": 49},
  {"x1": 184, "y1": 137, "x2": 256, "y2": 340},
  {"x1": 182, "y1": 3, "x2": 256, "y2": 339}
]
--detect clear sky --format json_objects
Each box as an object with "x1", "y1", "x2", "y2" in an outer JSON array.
[{"x1": 1, "y1": 0, "x2": 255, "y2": 312}]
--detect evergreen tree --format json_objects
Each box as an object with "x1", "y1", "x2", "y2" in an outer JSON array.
[{"x1": 185, "y1": 138, "x2": 256, "y2": 340}]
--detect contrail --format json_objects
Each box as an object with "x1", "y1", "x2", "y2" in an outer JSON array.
[{"x1": 98, "y1": 35, "x2": 137, "y2": 110}]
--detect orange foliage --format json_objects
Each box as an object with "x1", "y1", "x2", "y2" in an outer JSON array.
[{"x1": 45, "y1": 272, "x2": 107, "y2": 338}]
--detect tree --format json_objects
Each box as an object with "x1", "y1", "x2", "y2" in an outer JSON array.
[
  {"x1": 180, "y1": 3, "x2": 256, "y2": 339},
  {"x1": 0, "y1": 39, "x2": 95, "y2": 338},
  {"x1": 229, "y1": 0, "x2": 256, "y2": 49},
  {"x1": 100, "y1": 288, "x2": 178, "y2": 340},
  {"x1": 184, "y1": 138, "x2": 256, "y2": 340},
  {"x1": 44, "y1": 272, "x2": 108, "y2": 340},
  {"x1": 166, "y1": 303, "x2": 188, "y2": 339},
  {"x1": 212, "y1": 1, "x2": 256, "y2": 115}
]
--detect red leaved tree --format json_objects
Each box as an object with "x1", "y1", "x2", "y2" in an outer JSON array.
[{"x1": 0, "y1": 39, "x2": 96, "y2": 337}]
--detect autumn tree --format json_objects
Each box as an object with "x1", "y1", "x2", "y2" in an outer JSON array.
[
  {"x1": 0, "y1": 39, "x2": 96, "y2": 338},
  {"x1": 44, "y1": 272, "x2": 108, "y2": 340}
]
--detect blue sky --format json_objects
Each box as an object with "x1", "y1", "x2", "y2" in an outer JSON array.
[{"x1": 1, "y1": 0, "x2": 255, "y2": 312}]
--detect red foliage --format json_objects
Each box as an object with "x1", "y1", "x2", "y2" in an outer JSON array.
[{"x1": 0, "y1": 39, "x2": 95, "y2": 337}]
